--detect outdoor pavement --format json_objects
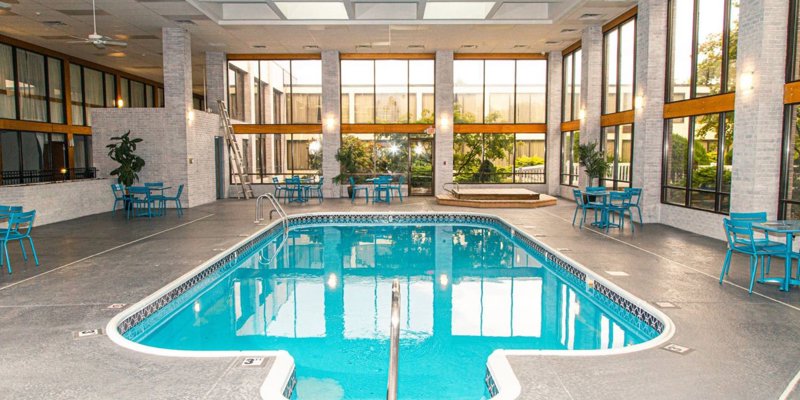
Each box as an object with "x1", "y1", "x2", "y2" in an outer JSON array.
[{"x1": 0, "y1": 197, "x2": 798, "y2": 399}]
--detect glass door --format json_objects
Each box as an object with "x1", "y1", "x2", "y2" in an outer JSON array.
[{"x1": 409, "y1": 134, "x2": 433, "y2": 195}]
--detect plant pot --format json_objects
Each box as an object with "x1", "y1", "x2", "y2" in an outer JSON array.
[{"x1": 347, "y1": 186, "x2": 354, "y2": 198}]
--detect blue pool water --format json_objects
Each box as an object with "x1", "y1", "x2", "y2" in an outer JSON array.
[{"x1": 128, "y1": 222, "x2": 657, "y2": 399}]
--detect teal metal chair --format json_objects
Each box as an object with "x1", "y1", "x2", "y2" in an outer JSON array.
[
  {"x1": 1, "y1": 210, "x2": 39, "y2": 274},
  {"x1": 284, "y1": 177, "x2": 305, "y2": 203},
  {"x1": 372, "y1": 176, "x2": 392, "y2": 204},
  {"x1": 305, "y1": 178, "x2": 324, "y2": 204},
  {"x1": 111, "y1": 184, "x2": 127, "y2": 214},
  {"x1": 572, "y1": 189, "x2": 603, "y2": 229},
  {"x1": 604, "y1": 191, "x2": 632, "y2": 232},
  {"x1": 127, "y1": 186, "x2": 155, "y2": 219},
  {"x1": 272, "y1": 177, "x2": 286, "y2": 200},
  {"x1": 0, "y1": 206, "x2": 23, "y2": 235},
  {"x1": 720, "y1": 218, "x2": 788, "y2": 293},
  {"x1": 153, "y1": 184, "x2": 184, "y2": 216},
  {"x1": 349, "y1": 176, "x2": 369, "y2": 204},
  {"x1": 388, "y1": 175, "x2": 405, "y2": 202},
  {"x1": 624, "y1": 188, "x2": 643, "y2": 225}
]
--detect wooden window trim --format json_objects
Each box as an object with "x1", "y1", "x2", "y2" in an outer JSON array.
[
  {"x1": 227, "y1": 53, "x2": 322, "y2": 61},
  {"x1": 454, "y1": 123, "x2": 546, "y2": 134},
  {"x1": 454, "y1": 53, "x2": 547, "y2": 60},
  {"x1": 340, "y1": 53, "x2": 434, "y2": 60},
  {"x1": 603, "y1": 6, "x2": 638, "y2": 33},
  {"x1": 785, "y1": 81, "x2": 800, "y2": 104},
  {"x1": 561, "y1": 120, "x2": 580, "y2": 132},
  {"x1": 562, "y1": 41, "x2": 581, "y2": 56},
  {"x1": 601, "y1": 110, "x2": 635, "y2": 127},
  {"x1": 663, "y1": 93, "x2": 735, "y2": 119},
  {"x1": 232, "y1": 124, "x2": 322, "y2": 134}
]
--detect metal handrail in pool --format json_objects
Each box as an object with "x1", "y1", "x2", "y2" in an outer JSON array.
[
  {"x1": 387, "y1": 279, "x2": 400, "y2": 400},
  {"x1": 255, "y1": 194, "x2": 289, "y2": 266},
  {"x1": 442, "y1": 181, "x2": 459, "y2": 195}
]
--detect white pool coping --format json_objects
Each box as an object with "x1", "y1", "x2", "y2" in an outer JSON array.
[{"x1": 106, "y1": 211, "x2": 675, "y2": 400}]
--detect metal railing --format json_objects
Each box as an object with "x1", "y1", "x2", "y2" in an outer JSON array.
[
  {"x1": 0, "y1": 167, "x2": 97, "y2": 186},
  {"x1": 387, "y1": 279, "x2": 400, "y2": 400},
  {"x1": 255, "y1": 193, "x2": 289, "y2": 266},
  {"x1": 443, "y1": 181, "x2": 460, "y2": 194}
]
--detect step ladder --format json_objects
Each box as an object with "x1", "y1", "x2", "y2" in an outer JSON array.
[{"x1": 217, "y1": 100, "x2": 254, "y2": 199}]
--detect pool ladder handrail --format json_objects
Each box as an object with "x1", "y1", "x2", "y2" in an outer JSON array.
[
  {"x1": 443, "y1": 181, "x2": 459, "y2": 195},
  {"x1": 255, "y1": 193, "x2": 289, "y2": 266},
  {"x1": 387, "y1": 279, "x2": 400, "y2": 400}
]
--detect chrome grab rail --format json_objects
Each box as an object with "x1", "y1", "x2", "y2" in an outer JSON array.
[
  {"x1": 255, "y1": 193, "x2": 289, "y2": 266},
  {"x1": 443, "y1": 181, "x2": 459, "y2": 195},
  {"x1": 387, "y1": 279, "x2": 400, "y2": 400}
]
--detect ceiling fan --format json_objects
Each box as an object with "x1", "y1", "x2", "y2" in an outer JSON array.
[{"x1": 67, "y1": 0, "x2": 127, "y2": 49}]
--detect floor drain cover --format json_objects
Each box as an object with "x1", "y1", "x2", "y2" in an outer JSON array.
[
  {"x1": 106, "y1": 303, "x2": 127, "y2": 309},
  {"x1": 662, "y1": 343, "x2": 693, "y2": 355},
  {"x1": 605, "y1": 271, "x2": 630, "y2": 277},
  {"x1": 73, "y1": 329, "x2": 104, "y2": 339},
  {"x1": 241, "y1": 357, "x2": 267, "y2": 367},
  {"x1": 655, "y1": 301, "x2": 679, "y2": 309},
  {"x1": 556, "y1": 248, "x2": 572, "y2": 252},
  {"x1": 533, "y1": 234, "x2": 547, "y2": 237}
]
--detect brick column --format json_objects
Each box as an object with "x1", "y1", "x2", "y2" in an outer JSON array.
[
  {"x1": 632, "y1": 0, "x2": 667, "y2": 222},
  {"x1": 435, "y1": 50, "x2": 454, "y2": 195},
  {"x1": 546, "y1": 51, "x2": 563, "y2": 195},
  {"x1": 321, "y1": 50, "x2": 342, "y2": 198},
  {"x1": 205, "y1": 52, "x2": 226, "y2": 114},
  {"x1": 730, "y1": 0, "x2": 790, "y2": 217},
  {"x1": 163, "y1": 28, "x2": 193, "y2": 117},
  {"x1": 578, "y1": 25, "x2": 603, "y2": 188}
]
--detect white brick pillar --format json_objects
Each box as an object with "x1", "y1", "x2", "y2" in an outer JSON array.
[
  {"x1": 161, "y1": 27, "x2": 192, "y2": 196},
  {"x1": 546, "y1": 51, "x2": 563, "y2": 195},
  {"x1": 435, "y1": 50, "x2": 454, "y2": 195},
  {"x1": 632, "y1": 0, "x2": 667, "y2": 222},
  {"x1": 205, "y1": 52, "x2": 226, "y2": 114},
  {"x1": 321, "y1": 50, "x2": 342, "y2": 198},
  {"x1": 578, "y1": 25, "x2": 603, "y2": 188},
  {"x1": 730, "y1": 0, "x2": 790, "y2": 216}
]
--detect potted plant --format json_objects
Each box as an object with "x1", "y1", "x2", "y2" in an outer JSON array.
[
  {"x1": 576, "y1": 141, "x2": 611, "y2": 187},
  {"x1": 106, "y1": 131, "x2": 145, "y2": 189},
  {"x1": 333, "y1": 136, "x2": 370, "y2": 198}
]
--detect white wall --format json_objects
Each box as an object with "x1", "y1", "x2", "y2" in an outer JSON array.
[{"x1": 0, "y1": 179, "x2": 114, "y2": 226}]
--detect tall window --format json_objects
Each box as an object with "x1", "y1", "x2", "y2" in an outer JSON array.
[
  {"x1": 70, "y1": 64, "x2": 118, "y2": 126},
  {"x1": 341, "y1": 59, "x2": 434, "y2": 124},
  {"x1": 560, "y1": 130, "x2": 579, "y2": 186},
  {"x1": 0, "y1": 44, "x2": 14, "y2": 119},
  {"x1": 662, "y1": 113, "x2": 733, "y2": 213},
  {"x1": 603, "y1": 18, "x2": 636, "y2": 114},
  {"x1": 227, "y1": 59, "x2": 322, "y2": 124},
  {"x1": 601, "y1": 124, "x2": 633, "y2": 189},
  {"x1": 779, "y1": 1, "x2": 800, "y2": 218},
  {"x1": 231, "y1": 133, "x2": 322, "y2": 184},
  {"x1": 562, "y1": 48, "x2": 581, "y2": 122},
  {"x1": 668, "y1": 0, "x2": 739, "y2": 102},
  {"x1": 453, "y1": 133, "x2": 546, "y2": 184},
  {"x1": 0, "y1": 46, "x2": 65, "y2": 124},
  {"x1": 454, "y1": 59, "x2": 547, "y2": 123},
  {"x1": 0, "y1": 130, "x2": 74, "y2": 185}
]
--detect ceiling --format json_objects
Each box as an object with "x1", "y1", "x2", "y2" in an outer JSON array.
[{"x1": 0, "y1": 0, "x2": 635, "y2": 94}]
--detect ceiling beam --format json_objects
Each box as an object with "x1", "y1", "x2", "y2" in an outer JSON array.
[
  {"x1": 484, "y1": 1, "x2": 505, "y2": 20},
  {"x1": 416, "y1": 0, "x2": 426, "y2": 20}
]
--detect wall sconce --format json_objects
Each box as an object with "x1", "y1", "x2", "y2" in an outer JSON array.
[
  {"x1": 439, "y1": 115, "x2": 450, "y2": 129},
  {"x1": 187, "y1": 110, "x2": 195, "y2": 121},
  {"x1": 634, "y1": 95, "x2": 644, "y2": 110},
  {"x1": 740, "y1": 71, "x2": 754, "y2": 92},
  {"x1": 578, "y1": 108, "x2": 586, "y2": 121},
  {"x1": 327, "y1": 273, "x2": 338, "y2": 289},
  {"x1": 325, "y1": 115, "x2": 336, "y2": 131},
  {"x1": 116, "y1": 98, "x2": 124, "y2": 108}
]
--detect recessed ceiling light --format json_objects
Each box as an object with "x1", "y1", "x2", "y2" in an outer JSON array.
[
  {"x1": 275, "y1": 2, "x2": 348, "y2": 20},
  {"x1": 545, "y1": 40, "x2": 561, "y2": 45},
  {"x1": 303, "y1": 45, "x2": 320, "y2": 50},
  {"x1": 356, "y1": 44, "x2": 372, "y2": 49},
  {"x1": 460, "y1": 44, "x2": 478, "y2": 49},
  {"x1": 108, "y1": 52, "x2": 126, "y2": 58},
  {"x1": 424, "y1": 2, "x2": 494, "y2": 19},
  {"x1": 579, "y1": 13, "x2": 603, "y2": 20},
  {"x1": 252, "y1": 45, "x2": 267, "y2": 49},
  {"x1": 408, "y1": 44, "x2": 425, "y2": 49},
  {"x1": 41, "y1": 20, "x2": 67, "y2": 26},
  {"x1": 513, "y1": 44, "x2": 528, "y2": 49}
]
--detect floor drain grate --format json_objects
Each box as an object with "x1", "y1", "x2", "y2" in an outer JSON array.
[
  {"x1": 604, "y1": 271, "x2": 630, "y2": 277},
  {"x1": 556, "y1": 248, "x2": 572, "y2": 252},
  {"x1": 533, "y1": 234, "x2": 547, "y2": 237},
  {"x1": 662, "y1": 343, "x2": 693, "y2": 355},
  {"x1": 73, "y1": 329, "x2": 104, "y2": 339},
  {"x1": 655, "y1": 301, "x2": 679, "y2": 309},
  {"x1": 106, "y1": 303, "x2": 127, "y2": 309},
  {"x1": 240, "y1": 357, "x2": 267, "y2": 368}
]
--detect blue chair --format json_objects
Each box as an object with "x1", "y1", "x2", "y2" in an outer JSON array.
[
  {"x1": 350, "y1": 176, "x2": 369, "y2": 204},
  {"x1": 272, "y1": 177, "x2": 286, "y2": 200},
  {"x1": 111, "y1": 184, "x2": 128, "y2": 214},
  {"x1": 388, "y1": 176, "x2": 405, "y2": 202},
  {"x1": 284, "y1": 177, "x2": 305, "y2": 203},
  {"x1": 604, "y1": 191, "x2": 632, "y2": 232},
  {"x1": 624, "y1": 188, "x2": 643, "y2": 225},
  {"x1": 0, "y1": 210, "x2": 39, "y2": 274},
  {"x1": 720, "y1": 218, "x2": 788, "y2": 293},
  {"x1": 127, "y1": 186, "x2": 155, "y2": 219},
  {"x1": 372, "y1": 176, "x2": 392, "y2": 204},
  {"x1": 304, "y1": 178, "x2": 324, "y2": 204},
  {"x1": 0, "y1": 206, "x2": 23, "y2": 235},
  {"x1": 572, "y1": 189, "x2": 603, "y2": 229},
  {"x1": 153, "y1": 184, "x2": 184, "y2": 216}
]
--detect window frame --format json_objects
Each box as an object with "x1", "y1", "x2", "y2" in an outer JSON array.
[
  {"x1": 602, "y1": 17, "x2": 637, "y2": 115},
  {"x1": 562, "y1": 47, "x2": 581, "y2": 122},
  {"x1": 452, "y1": 132, "x2": 547, "y2": 185},
  {"x1": 600, "y1": 124, "x2": 634, "y2": 190},
  {"x1": 560, "y1": 130, "x2": 579, "y2": 187}
]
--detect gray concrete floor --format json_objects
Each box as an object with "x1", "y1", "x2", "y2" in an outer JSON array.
[{"x1": 0, "y1": 197, "x2": 798, "y2": 399}]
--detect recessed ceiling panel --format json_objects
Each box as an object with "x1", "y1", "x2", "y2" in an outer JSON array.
[
  {"x1": 275, "y1": 2, "x2": 349, "y2": 20},
  {"x1": 492, "y1": 2, "x2": 548, "y2": 20},
  {"x1": 355, "y1": 3, "x2": 417, "y2": 20},
  {"x1": 222, "y1": 3, "x2": 279, "y2": 20},
  {"x1": 423, "y1": 2, "x2": 495, "y2": 20}
]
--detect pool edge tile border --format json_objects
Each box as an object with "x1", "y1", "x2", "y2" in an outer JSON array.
[{"x1": 105, "y1": 211, "x2": 676, "y2": 400}]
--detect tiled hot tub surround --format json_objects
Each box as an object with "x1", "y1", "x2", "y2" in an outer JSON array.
[{"x1": 118, "y1": 212, "x2": 665, "y2": 339}]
